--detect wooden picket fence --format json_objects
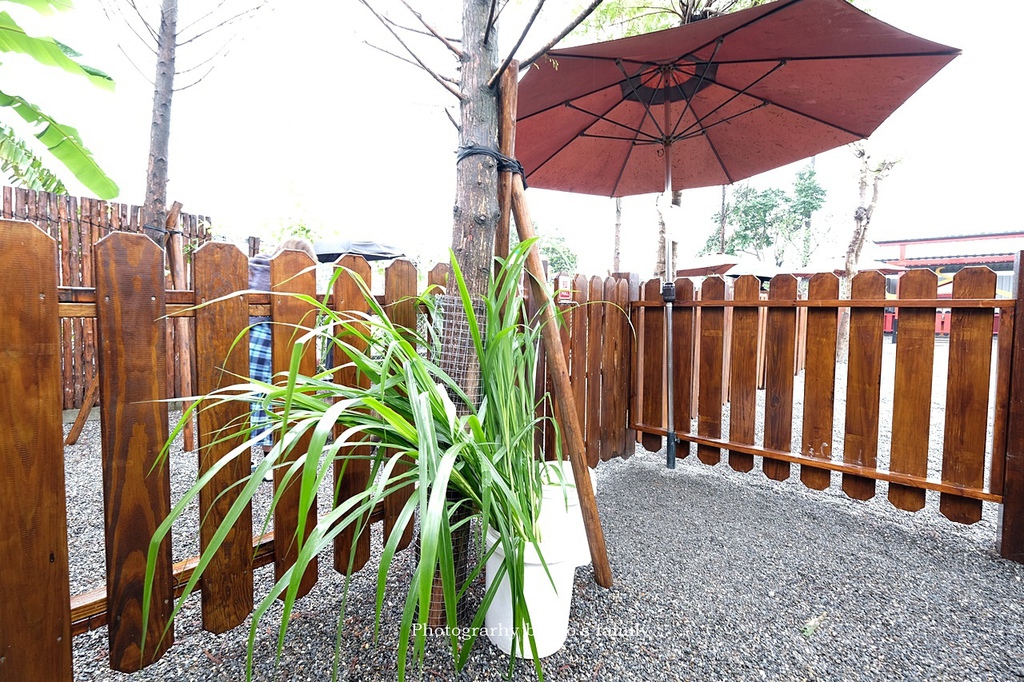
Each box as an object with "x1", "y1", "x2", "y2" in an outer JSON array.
[
  {"x1": 0, "y1": 185, "x2": 212, "y2": 410},
  {"x1": 630, "y1": 265, "x2": 1023, "y2": 553},
  {"x1": 4, "y1": 214, "x2": 1022, "y2": 680},
  {"x1": 0, "y1": 222, "x2": 424, "y2": 680}
]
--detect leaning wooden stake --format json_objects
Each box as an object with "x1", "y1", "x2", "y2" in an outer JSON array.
[
  {"x1": 510, "y1": 175, "x2": 613, "y2": 588},
  {"x1": 65, "y1": 373, "x2": 100, "y2": 445}
]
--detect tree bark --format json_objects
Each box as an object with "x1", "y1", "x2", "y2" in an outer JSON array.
[
  {"x1": 142, "y1": 0, "x2": 177, "y2": 248},
  {"x1": 451, "y1": 0, "x2": 501, "y2": 298}
]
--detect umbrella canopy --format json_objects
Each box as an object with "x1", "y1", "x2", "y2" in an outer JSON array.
[
  {"x1": 516, "y1": 0, "x2": 959, "y2": 198},
  {"x1": 312, "y1": 238, "x2": 405, "y2": 263}
]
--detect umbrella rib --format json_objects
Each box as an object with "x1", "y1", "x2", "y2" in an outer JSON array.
[
  {"x1": 567, "y1": 102, "x2": 661, "y2": 143},
  {"x1": 616, "y1": 59, "x2": 666, "y2": 139},
  {"x1": 667, "y1": 38, "x2": 724, "y2": 141}
]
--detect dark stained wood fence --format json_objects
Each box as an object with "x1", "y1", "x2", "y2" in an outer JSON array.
[
  {"x1": 0, "y1": 222, "x2": 420, "y2": 679},
  {"x1": 1, "y1": 185, "x2": 212, "y2": 410},
  {"x1": 629, "y1": 263, "x2": 1024, "y2": 565}
]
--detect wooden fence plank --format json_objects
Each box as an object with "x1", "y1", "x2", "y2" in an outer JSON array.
[
  {"x1": 586, "y1": 276, "x2": 606, "y2": 466},
  {"x1": 555, "y1": 285, "x2": 573, "y2": 460},
  {"x1": 193, "y1": 242, "x2": 254, "y2": 634},
  {"x1": 269, "y1": 249, "x2": 320, "y2": 596},
  {"x1": 697, "y1": 276, "x2": 725, "y2": 465},
  {"x1": 333, "y1": 255, "x2": 374, "y2": 574},
  {"x1": 941, "y1": 267, "x2": 997, "y2": 524},
  {"x1": 888, "y1": 269, "x2": 937, "y2": 512},
  {"x1": 571, "y1": 274, "x2": 589, "y2": 455},
  {"x1": 614, "y1": 278, "x2": 632, "y2": 459},
  {"x1": 842, "y1": 271, "x2": 886, "y2": 501},
  {"x1": 617, "y1": 273, "x2": 640, "y2": 457},
  {"x1": 69, "y1": 196, "x2": 85, "y2": 408},
  {"x1": 0, "y1": 220, "x2": 73, "y2": 681},
  {"x1": 640, "y1": 278, "x2": 664, "y2": 453},
  {"x1": 600, "y1": 276, "x2": 620, "y2": 461},
  {"x1": 991, "y1": 305, "x2": 1014, "y2": 498},
  {"x1": 59, "y1": 197, "x2": 74, "y2": 409},
  {"x1": 728, "y1": 276, "x2": 760, "y2": 473},
  {"x1": 800, "y1": 273, "x2": 839, "y2": 491},
  {"x1": 383, "y1": 258, "x2": 417, "y2": 550},
  {"x1": 763, "y1": 275, "x2": 797, "y2": 481},
  {"x1": 673, "y1": 277, "x2": 695, "y2": 461},
  {"x1": 1000, "y1": 252, "x2": 1024, "y2": 562},
  {"x1": 94, "y1": 232, "x2": 173, "y2": 672}
]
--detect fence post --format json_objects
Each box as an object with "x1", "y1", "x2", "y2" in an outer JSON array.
[
  {"x1": 0, "y1": 220, "x2": 73, "y2": 681},
  {"x1": 999, "y1": 251, "x2": 1024, "y2": 563}
]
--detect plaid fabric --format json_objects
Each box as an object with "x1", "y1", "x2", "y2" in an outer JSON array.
[{"x1": 249, "y1": 321, "x2": 274, "y2": 447}]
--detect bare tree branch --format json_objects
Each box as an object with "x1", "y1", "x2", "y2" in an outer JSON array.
[
  {"x1": 364, "y1": 41, "x2": 459, "y2": 85},
  {"x1": 399, "y1": 0, "x2": 462, "y2": 59},
  {"x1": 445, "y1": 106, "x2": 460, "y2": 133},
  {"x1": 178, "y1": 2, "x2": 268, "y2": 47},
  {"x1": 358, "y1": 0, "x2": 464, "y2": 101},
  {"x1": 519, "y1": 0, "x2": 606, "y2": 70},
  {"x1": 488, "y1": 0, "x2": 545, "y2": 89}
]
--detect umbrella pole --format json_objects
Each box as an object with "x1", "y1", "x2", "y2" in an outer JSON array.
[{"x1": 663, "y1": 131, "x2": 678, "y2": 469}]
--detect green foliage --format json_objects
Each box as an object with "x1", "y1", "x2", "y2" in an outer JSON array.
[
  {"x1": 539, "y1": 233, "x2": 578, "y2": 277},
  {"x1": 144, "y1": 239, "x2": 570, "y2": 681},
  {"x1": 0, "y1": 120, "x2": 65, "y2": 192},
  {"x1": 704, "y1": 163, "x2": 826, "y2": 266},
  {"x1": 573, "y1": 0, "x2": 768, "y2": 39},
  {"x1": 0, "y1": 2, "x2": 118, "y2": 198}
]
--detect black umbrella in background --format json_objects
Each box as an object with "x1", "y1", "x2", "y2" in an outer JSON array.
[{"x1": 313, "y1": 238, "x2": 405, "y2": 263}]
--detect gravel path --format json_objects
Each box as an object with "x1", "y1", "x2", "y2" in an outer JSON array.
[{"x1": 65, "y1": 409, "x2": 1024, "y2": 681}]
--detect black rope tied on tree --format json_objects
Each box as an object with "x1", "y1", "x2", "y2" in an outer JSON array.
[
  {"x1": 456, "y1": 145, "x2": 528, "y2": 189},
  {"x1": 143, "y1": 224, "x2": 185, "y2": 236}
]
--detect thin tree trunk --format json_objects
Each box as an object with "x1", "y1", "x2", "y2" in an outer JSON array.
[
  {"x1": 451, "y1": 0, "x2": 500, "y2": 298},
  {"x1": 142, "y1": 0, "x2": 177, "y2": 248},
  {"x1": 837, "y1": 145, "x2": 895, "y2": 361},
  {"x1": 613, "y1": 197, "x2": 622, "y2": 272},
  {"x1": 719, "y1": 185, "x2": 727, "y2": 252}
]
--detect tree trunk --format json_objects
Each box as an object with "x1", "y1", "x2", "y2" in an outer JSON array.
[
  {"x1": 451, "y1": 0, "x2": 501, "y2": 298},
  {"x1": 142, "y1": 0, "x2": 177, "y2": 248},
  {"x1": 836, "y1": 144, "x2": 895, "y2": 361},
  {"x1": 655, "y1": 189, "x2": 682, "y2": 279},
  {"x1": 613, "y1": 196, "x2": 622, "y2": 272},
  {"x1": 719, "y1": 185, "x2": 727, "y2": 253}
]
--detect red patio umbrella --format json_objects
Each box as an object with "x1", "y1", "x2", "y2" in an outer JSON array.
[
  {"x1": 515, "y1": 0, "x2": 958, "y2": 467},
  {"x1": 516, "y1": 0, "x2": 959, "y2": 198}
]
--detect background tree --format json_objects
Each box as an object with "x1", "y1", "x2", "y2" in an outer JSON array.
[
  {"x1": 836, "y1": 141, "x2": 897, "y2": 358},
  {"x1": 0, "y1": 0, "x2": 118, "y2": 198},
  {"x1": 99, "y1": 0, "x2": 269, "y2": 242},
  {"x1": 703, "y1": 162, "x2": 826, "y2": 267},
  {"x1": 540, "y1": 232, "x2": 579, "y2": 277},
  {"x1": 793, "y1": 161, "x2": 827, "y2": 267}
]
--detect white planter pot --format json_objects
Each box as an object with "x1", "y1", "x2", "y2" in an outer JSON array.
[
  {"x1": 539, "y1": 460, "x2": 597, "y2": 567},
  {"x1": 484, "y1": 529, "x2": 575, "y2": 658}
]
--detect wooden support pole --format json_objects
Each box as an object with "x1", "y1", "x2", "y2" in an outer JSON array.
[
  {"x1": 999, "y1": 251, "x2": 1024, "y2": 563},
  {"x1": 164, "y1": 201, "x2": 195, "y2": 451},
  {"x1": 495, "y1": 61, "x2": 518, "y2": 270},
  {"x1": 511, "y1": 175, "x2": 613, "y2": 588}
]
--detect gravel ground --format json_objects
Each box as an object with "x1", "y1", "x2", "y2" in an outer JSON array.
[{"x1": 65, "y1": 408, "x2": 1024, "y2": 681}]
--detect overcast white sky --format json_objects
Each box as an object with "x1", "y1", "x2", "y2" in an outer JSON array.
[{"x1": 11, "y1": 0, "x2": 1021, "y2": 276}]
